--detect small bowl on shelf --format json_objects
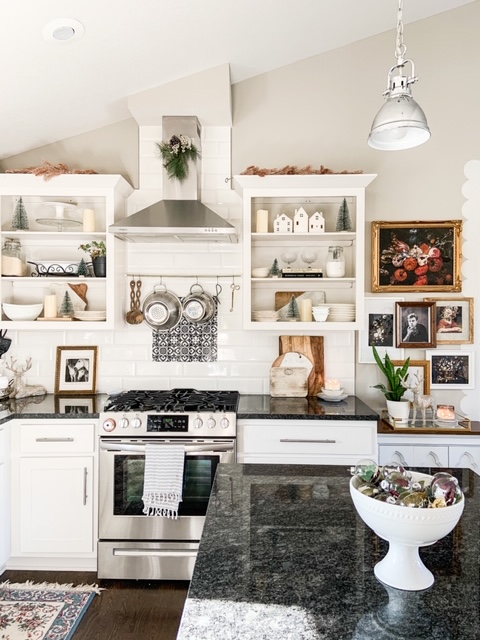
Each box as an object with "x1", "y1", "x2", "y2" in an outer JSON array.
[
  {"x1": 3, "y1": 302, "x2": 43, "y2": 321},
  {"x1": 320, "y1": 386, "x2": 345, "y2": 399},
  {"x1": 312, "y1": 305, "x2": 330, "y2": 322},
  {"x1": 252, "y1": 310, "x2": 278, "y2": 322},
  {"x1": 251, "y1": 267, "x2": 270, "y2": 278}
]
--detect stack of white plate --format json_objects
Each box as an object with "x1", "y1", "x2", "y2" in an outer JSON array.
[
  {"x1": 74, "y1": 310, "x2": 107, "y2": 322},
  {"x1": 252, "y1": 310, "x2": 278, "y2": 322},
  {"x1": 327, "y1": 303, "x2": 355, "y2": 322}
]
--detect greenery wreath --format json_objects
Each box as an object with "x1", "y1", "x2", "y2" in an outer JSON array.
[{"x1": 156, "y1": 134, "x2": 200, "y2": 182}]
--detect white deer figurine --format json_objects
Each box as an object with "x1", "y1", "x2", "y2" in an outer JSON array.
[
  {"x1": 400, "y1": 372, "x2": 435, "y2": 425},
  {"x1": 5, "y1": 357, "x2": 46, "y2": 399}
]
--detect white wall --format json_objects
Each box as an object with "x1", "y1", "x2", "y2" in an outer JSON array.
[{"x1": 2, "y1": 2, "x2": 479, "y2": 415}]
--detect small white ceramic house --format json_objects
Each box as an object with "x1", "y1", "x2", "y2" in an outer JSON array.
[
  {"x1": 274, "y1": 214, "x2": 293, "y2": 233},
  {"x1": 293, "y1": 207, "x2": 309, "y2": 233},
  {"x1": 309, "y1": 211, "x2": 325, "y2": 234}
]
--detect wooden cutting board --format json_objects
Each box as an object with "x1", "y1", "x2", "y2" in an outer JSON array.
[
  {"x1": 270, "y1": 352, "x2": 313, "y2": 398},
  {"x1": 279, "y1": 336, "x2": 325, "y2": 396}
]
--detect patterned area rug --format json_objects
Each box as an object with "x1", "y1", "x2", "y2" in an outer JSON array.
[{"x1": 0, "y1": 581, "x2": 101, "y2": 640}]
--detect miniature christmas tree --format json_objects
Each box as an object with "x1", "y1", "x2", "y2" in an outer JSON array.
[
  {"x1": 269, "y1": 258, "x2": 281, "y2": 278},
  {"x1": 11, "y1": 197, "x2": 29, "y2": 230},
  {"x1": 335, "y1": 198, "x2": 352, "y2": 232},
  {"x1": 77, "y1": 258, "x2": 90, "y2": 277},
  {"x1": 59, "y1": 291, "x2": 74, "y2": 317},
  {"x1": 286, "y1": 294, "x2": 300, "y2": 320}
]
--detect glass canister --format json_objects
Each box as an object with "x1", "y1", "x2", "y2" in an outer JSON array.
[
  {"x1": 325, "y1": 245, "x2": 345, "y2": 278},
  {"x1": 2, "y1": 238, "x2": 26, "y2": 276}
]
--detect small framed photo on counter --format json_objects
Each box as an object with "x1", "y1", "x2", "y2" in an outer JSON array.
[
  {"x1": 395, "y1": 301, "x2": 436, "y2": 348},
  {"x1": 55, "y1": 346, "x2": 98, "y2": 395},
  {"x1": 426, "y1": 349, "x2": 475, "y2": 389},
  {"x1": 424, "y1": 297, "x2": 474, "y2": 345}
]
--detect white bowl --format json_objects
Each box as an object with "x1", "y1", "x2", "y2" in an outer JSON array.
[
  {"x1": 3, "y1": 302, "x2": 43, "y2": 321},
  {"x1": 252, "y1": 267, "x2": 270, "y2": 278},
  {"x1": 321, "y1": 387, "x2": 345, "y2": 397},
  {"x1": 350, "y1": 471, "x2": 464, "y2": 590}
]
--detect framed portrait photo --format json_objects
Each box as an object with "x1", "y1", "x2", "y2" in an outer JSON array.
[
  {"x1": 55, "y1": 346, "x2": 98, "y2": 395},
  {"x1": 371, "y1": 220, "x2": 462, "y2": 293},
  {"x1": 426, "y1": 350, "x2": 475, "y2": 389},
  {"x1": 54, "y1": 395, "x2": 97, "y2": 415},
  {"x1": 424, "y1": 297, "x2": 474, "y2": 345},
  {"x1": 395, "y1": 301, "x2": 436, "y2": 348},
  {"x1": 357, "y1": 297, "x2": 404, "y2": 363}
]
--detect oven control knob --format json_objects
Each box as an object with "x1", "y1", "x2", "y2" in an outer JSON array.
[
  {"x1": 131, "y1": 416, "x2": 142, "y2": 429},
  {"x1": 220, "y1": 416, "x2": 230, "y2": 430},
  {"x1": 193, "y1": 417, "x2": 203, "y2": 429},
  {"x1": 207, "y1": 416, "x2": 216, "y2": 429},
  {"x1": 103, "y1": 418, "x2": 116, "y2": 432},
  {"x1": 120, "y1": 417, "x2": 129, "y2": 429}
]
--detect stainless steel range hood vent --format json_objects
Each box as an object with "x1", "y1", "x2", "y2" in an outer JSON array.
[
  {"x1": 109, "y1": 115, "x2": 237, "y2": 244},
  {"x1": 109, "y1": 199, "x2": 237, "y2": 243}
]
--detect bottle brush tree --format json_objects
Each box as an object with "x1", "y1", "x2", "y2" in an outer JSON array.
[
  {"x1": 77, "y1": 258, "x2": 90, "y2": 277},
  {"x1": 59, "y1": 291, "x2": 74, "y2": 317},
  {"x1": 12, "y1": 197, "x2": 29, "y2": 230},
  {"x1": 286, "y1": 294, "x2": 300, "y2": 320},
  {"x1": 335, "y1": 197, "x2": 352, "y2": 232},
  {"x1": 269, "y1": 258, "x2": 281, "y2": 277}
]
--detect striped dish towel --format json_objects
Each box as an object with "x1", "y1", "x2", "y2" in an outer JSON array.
[{"x1": 142, "y1": 444, "x2": 185, "y2": 518}]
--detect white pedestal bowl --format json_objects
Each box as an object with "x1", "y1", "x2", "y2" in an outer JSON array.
[{"x1": 350, "y1": 471, "x2": 464, "y2": 591}]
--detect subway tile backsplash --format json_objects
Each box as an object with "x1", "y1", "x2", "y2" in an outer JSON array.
[{"x1": 6, "y1": 125, "x2": 356, "y2": 396}]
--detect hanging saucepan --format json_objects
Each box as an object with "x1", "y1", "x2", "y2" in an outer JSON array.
[
  {"x1": 182, "y1": 284, "x2": 216, "y2": 324},
  {"x1": 142, "y1": 284, "x2": 182, "y2": 331}
]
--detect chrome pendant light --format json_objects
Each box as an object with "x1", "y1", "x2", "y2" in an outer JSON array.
[{"x1": 368, "y1": 0, "x2": 430, "y2": 151}]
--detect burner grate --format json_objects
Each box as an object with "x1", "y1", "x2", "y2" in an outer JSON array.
[{"x1": 104, "y1": 388, "x2": 240, "y2": 413}]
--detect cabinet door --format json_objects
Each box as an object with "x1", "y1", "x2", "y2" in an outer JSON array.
[
  {"x1": 449, "y1": 446, "x2": 480, "y2": 473},
  {"x1": 19, "y1": 456, "x2": 94, "y2": 553},
  {"x1": 378, "y1": 445, "x2": 414, "y2": 467},
  {"x1": 412, "y1": 446, "x2": 449, "y2": 468}
]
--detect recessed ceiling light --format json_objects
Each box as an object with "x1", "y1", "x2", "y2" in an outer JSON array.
[{"x1": 43, "y1": 18, "x2": 85, "y2": 43}]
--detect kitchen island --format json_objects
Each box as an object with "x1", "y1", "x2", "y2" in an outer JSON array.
[{"x1": 177, "y1": 463, "x2": 480, "y2": 640}]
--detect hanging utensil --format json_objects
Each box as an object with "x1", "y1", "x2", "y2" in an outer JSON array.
[
  {"x1": 230, "y1": 278, "x2": 240, "y2": 312},
  {"x1": 132, "y1": 279, "x2": 144, "y2": 324},
  {"x1": 125, "y1": 279, "x2": 138, "y2": 324}
]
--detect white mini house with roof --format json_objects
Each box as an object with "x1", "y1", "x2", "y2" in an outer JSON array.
[
  {"x1": 274, "y1": 213, "x2": 293, "y2": 233},
  {"x1": 293, "y1": 207, "x2": 309, "y2": 233},
  {"x1": 309, "y1": 211, "x2": 325, "y2": 234}
]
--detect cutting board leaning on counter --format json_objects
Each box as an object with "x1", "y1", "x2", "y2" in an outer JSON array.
[{"x1": 269, "y1": 336, "x2": 324, "y2": 397}]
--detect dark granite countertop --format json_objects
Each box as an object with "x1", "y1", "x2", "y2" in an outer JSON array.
[
  {"x1": 177, "y1": 463, "x2": 479, "y2": 640},
  {"x1": 238, "y1": 394, "x2": 379, "y2": 420},
  {"x1": 0, "y1": 393, "x2": 109, "y2": 424}
]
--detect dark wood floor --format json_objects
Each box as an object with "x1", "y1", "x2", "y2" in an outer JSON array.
[{"x1": 1, "y1": 569, "x2": 189, "y2": 640}]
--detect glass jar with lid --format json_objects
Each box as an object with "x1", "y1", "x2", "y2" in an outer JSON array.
[
  {"x1": 2, "y1": 238, "x2": 26, "y2": 276},
  {"x1": 325, "y1": 245, "x2": 345, "y2": 278}
]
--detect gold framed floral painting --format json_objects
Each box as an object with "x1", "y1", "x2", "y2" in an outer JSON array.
[{"x1": 371, "y1": 221, "x2": 462, "y2": 292}]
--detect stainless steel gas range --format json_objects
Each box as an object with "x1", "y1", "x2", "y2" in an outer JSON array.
[{"x1": 97, "y1": 388, "x2": 239, "y2": 580}]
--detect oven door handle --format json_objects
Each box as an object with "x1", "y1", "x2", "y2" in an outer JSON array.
[{"x1": 99, "y1": 442, "x2": 233, "y2": 453}]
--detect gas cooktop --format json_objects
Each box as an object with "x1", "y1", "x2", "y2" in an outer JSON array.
[{"x1": 103, "y1": 388, "x2": 240, "y2": 413}]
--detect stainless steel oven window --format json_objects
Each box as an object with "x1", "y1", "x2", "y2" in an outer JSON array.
[{"x1": 113, "y1": 453, "x2": 220, "y2": 517}]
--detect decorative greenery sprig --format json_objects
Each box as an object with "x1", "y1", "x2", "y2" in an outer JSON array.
[
  {"x1": 78, "y1": 240, "x2": 106, "y2": 259},
  {"x1": 156, "y1": 134, "x2": 200, "y2": 182},
  {"x1": 371, "y1": 345, "x2": 410, "y2": 402}
]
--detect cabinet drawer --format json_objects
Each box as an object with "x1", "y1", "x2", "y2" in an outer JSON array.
[
  {"x1": 449, "y1": 446, "x2": 480, "y2": 473},
  {"x1": 19, "y1": 423, "x2": 96, "y2": 453},
  {"x1": 242, "y1": 423, "x2": 375, "y2": 457}
]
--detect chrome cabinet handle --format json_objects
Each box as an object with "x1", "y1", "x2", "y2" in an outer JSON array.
[
  {"x1": 280, "y1": 438, "x2": 336, "y2": 444},
  {"x1": 35, "y1": 437, "x2": 74, "y2": 442},
  {"x1": 83, "y1": 467, "x2": 88, "y2": 506}
]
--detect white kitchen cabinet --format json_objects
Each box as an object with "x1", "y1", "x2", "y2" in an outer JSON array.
[
  {"x1": 9, "y1": 419, "x2": 98, "y2": 571},
  {"x1": 378, "y1": 434, "x2": 480, "y2": 472},
  {"x1": 233, "y1": 174, "x2": 376, "y2": 331},
  {"x1": 0, "y1": 174, "x2": 133, "y2": 330},
  {"x1": 237, "y1": 419, "x2": 378, "y2": 465},
  {"x1": 0, "y1": 421, "x2": 10, "y2": 571}
]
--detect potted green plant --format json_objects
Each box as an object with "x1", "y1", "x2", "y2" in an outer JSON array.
[
  {"x1": 78, "y1": 240, "x2": 106, "y2": 277},
  {"x1": 371, "y1": 345, "x2": 411, "y2": 423}
]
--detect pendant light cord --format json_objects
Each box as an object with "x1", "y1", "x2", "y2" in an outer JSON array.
[{"x1": 395, "y1": 0, "x2": 407, "y2": 64}]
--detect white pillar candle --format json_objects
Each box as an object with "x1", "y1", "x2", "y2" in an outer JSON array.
[
  {"x1": 44, "y1": 293, "x2": 57, "y2": 319},
  {"x1": 324, "y1": 379, "x2": 341, "y2": 391},
  {"x1": 299, "y1": 299, "x2": 312, "y2": 322},
  {"x1": 83, "y1": 208, "x2": 96, "y2": 232},
  {"x1": 256, "y1": 209, "x2": 269, "y2": 233}
]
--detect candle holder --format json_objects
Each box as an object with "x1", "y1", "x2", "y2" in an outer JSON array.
[{"x1": 436, "y1": 404, "x2": 456, "y2": 421}]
